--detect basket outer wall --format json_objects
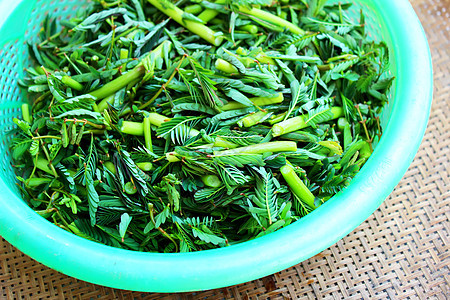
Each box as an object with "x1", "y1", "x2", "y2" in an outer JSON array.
[{"x1": 0, "y1": 0, "x2": 432, "y2": 292}]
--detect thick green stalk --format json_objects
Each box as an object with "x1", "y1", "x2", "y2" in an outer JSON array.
[
  {"x1": 97, "y1": 94, "x2": 115, "y2": 112},
  {"x1": 166, "y1": 152, "x2": 181, "y2": 162},
  {"x1": 201, "y1": 175, "x2": 222, "y2": 188},
  {"x1": 221, "y1": 92, "x2": 284, "y2": 111},
  {"x1": 216, "y1": 141, "x2": 297, "y2": 156},
  {"x1": 280, "y1": 164, "x2": 315, "y2": 209},
  {"x1": 147, "y1": 0, "x2": 223, "y2": 46},
  {"x1": 120, "y1": 121, "x2": 145, "y2": 136},
  {"x1": 213, "y1": 137, "x2": 239, "y2": 149},
  {"x1": 148, "y1": 112, "x2": 170, "y2": 127},
  {"x1": 215, "y1": 59, "x2": 238, "y2": 74},
  {"x1": 120, "y1": 113, "x2": 199, "y2": 137},
  {"x1": 240, "y1": 111, "x2": 269, "y2": 127},
  {"x1": 90, "y1": 41, "x2": 170, "y2": 100},
  {"x1": 137, "y1": 162, "x2": 153, "y2": 171},
  {"x1": 269, "y1": 112, "x2": 286, "y2": 125},
  {"x1": 21, "y1": 103, "x2": 32, "y2": 123},
  {"x1": 198, "y1": 0, "x2": 226, "y2": 22},
  {"x1": 62, "y1": 76, "x2": 84, "y2": 91},
  {"x1": 238, "y1": 6, "x2": 305, "y2": 35},
  {"x1": 90, "y1": 66, "x2": 144, "y2": 100},
  {"x1": 143, "y1": 115, "x2": 153, "y2": 152},
  {"x1": 185, "y1": 4, "x2": 203, "y2": 14},
  {"x1": 272, "y1": 107, "x2": 344, "y2": 137},
  {"x1": 240, "y1": 24, "x2": 258, "y2": 34}
]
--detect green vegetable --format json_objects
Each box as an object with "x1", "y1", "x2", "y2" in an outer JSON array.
[{"x1": 10, "y1": 0, "x2": 393, "y2": 253}]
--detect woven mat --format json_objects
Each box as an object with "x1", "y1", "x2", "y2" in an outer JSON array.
[{"x1": 1, "y1": 0, "x2": 449, "y2": 298}]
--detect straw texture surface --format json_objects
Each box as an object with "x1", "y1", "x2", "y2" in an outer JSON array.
[{"x1": 1, "y1": 0, "x2": 449, "y2": 298}]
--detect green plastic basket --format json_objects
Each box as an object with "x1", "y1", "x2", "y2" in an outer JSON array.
[{"x1": 0, "y1": 0, "x2": 432, "y2": 293}]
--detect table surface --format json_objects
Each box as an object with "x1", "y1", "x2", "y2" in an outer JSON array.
[{"x1": 1, "y1": 0, "x2": 449, "y2": 299}]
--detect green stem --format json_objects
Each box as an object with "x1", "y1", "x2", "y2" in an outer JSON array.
[
  {"x1": 97, "y1": 94, "x2": 115, "y2": 112},
  {"x1": 143, "y1": 115, "x2": 153, "y2": 152},
  {"x1": 22, "y1": 103, "x2": 32, "y2": 123},
  {"x1": 359, "y1": 141, "x2": 372, "y2": 159},
  {"x1": 139, "y1": 54, "x2": 185, "y2": 110},
  {"x1": 148, "y1": 112, "x2": 170, "y2": 126},
  {"x1": 32, "y1": 135, "x2": 62, "y2": 140},
  {"x1": 213, "y1": 137, "x2": 239, "y2": 149},
  {"x1": 238, "y1": 6, "x2": 305, "y2": 35},
  {"x1": 240, "y1": 111, "x2": 269, "y2": 127},
  {"x1": 90, "y1": 41, "x2": 170, "y2": 100},
  {"x1": 90, "y1": 66, "x2": 145, "y2": 100},
  {"x1": 280, "y1": 164, "x2": 315, "y2": 209},
  {"x1": 201, "y1": 175, "x2": 222, "y2": 188},
  {"x1": 222, "y1": 92, "x2": 284, "y2": 111},
  {"x1": 269, "y1": 112, "x2": 286, "y2": 125},
  {"x1": 148, "y1": 203, "x2": 179, "y2": 252},
  {"x1": 272, "y1": 106, "x2": 344, "y2": 137},
  {"x1": 215, "y1": 141, "x2": 297, "y2": 156},
  {"x1": 147, "y1": 0, "x2": 223, "y2": 46},
  {"x1": 239, "y1": 24, "x2": 258, "y2": 34},
  {"x1": 166, "y1": 152, "x2": 181, "y2": 162},
  {"x1": 120, "y1": 113, "x2": 200, "y2": 137},
  {"x1": 185, "y1": 4, "x2": 203, "y2": 14},
  {"x1": 137, "y1": 162, "x2": 153, "y2": 172},
  {"x1": 61, "y1": 76, "x2": 84, "y2": 91},
  {"x1": 198, "y1": 0, "x2": 226, "y2": 22},
  {"x1": 120, "y1": 121, "x2": 145, "y2": 136},
  {"x1": 215, "y1": 59, "x2": 238, "y2": 74}
]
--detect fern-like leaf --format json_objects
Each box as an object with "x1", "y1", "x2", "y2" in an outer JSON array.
[
  {"x1": 305, "y1": 106, "x2": 333, "y2": 127},
  {"x1": 216, "y1": 130, "x2": 263, "y2": 146},
  {"x1": 214, "y1": 163, "x2": 248, "y2": 191},
  {"x1": 251, "y1": 167, "x2": 278, "y2": 224},
  {"x1": 156, "y1": 116, "x2": 203, "y2": 145},
  {"x1": 212, "y1": 153, "x2": 264, "y2": 167}
]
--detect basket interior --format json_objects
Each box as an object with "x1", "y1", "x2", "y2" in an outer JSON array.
[{"x1": 0, "y1": 0, "x2": 394, "y2": 198}]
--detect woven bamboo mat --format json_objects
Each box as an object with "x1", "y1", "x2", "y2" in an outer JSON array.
[{"x1": 1, "y1": 0, "x2": 449, "y2": 299}]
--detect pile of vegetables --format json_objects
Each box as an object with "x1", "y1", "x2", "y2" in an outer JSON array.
[{"x1": 10, "y1": 0, "x2": 393, "y2": 252}]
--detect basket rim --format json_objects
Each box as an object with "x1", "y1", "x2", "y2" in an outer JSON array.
[{"x1": 0, "y1": 0, "x2": 433, "y2": 292}]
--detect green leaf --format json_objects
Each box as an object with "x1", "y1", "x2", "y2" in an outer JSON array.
[
  {"x1": 213, "y1": 153, "x2": 265, "y2": 167},
  {"x1": 156, "y1": 116, "x2": 203, "y2": 145},
  {"x1": 284, "y1": 80, "x2": 308, "y2": 120},
  {"x1": 340, "y1": 92, "x2": 356, "y2": 121},
  {"x1": 72, "y1": 8, "x2": 129, "y2": 32},
  {"x1": 216, "y1": 130, "x2": 264, "y2": 146},
  {"x1": 215, "y1": 163, "x2": 248, "y2": 192},
  {"x1": 119, "y1": 213, "x2": 132, "y2": 242},
  {"x1": 305, "y1": 106, "x2": 333, "y2": 127},
  {"x1": 154, "y1": 204, "x2": 170, "y2": 228},
  {"x1": 192, "y1": 227, "x2": 225, "y2": 245},
  {"x1": 182, "y1": 12, "x2": 206, "y2": 24},
  {"x1": 54, "y1": 109, "x2": 102, "y2": 120},
  {"x1": 225, "y1": 89, "x2": 254, "y2": 107},
  {"x1": 29, "y1": 140, "x2": 39, "y2": 156},
  {"x1": 251, "y1": 167, "x2": 279, "y2": 223},
  {"x1": 13, "y1": 118, "x2": 31, "y2": 136}
]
